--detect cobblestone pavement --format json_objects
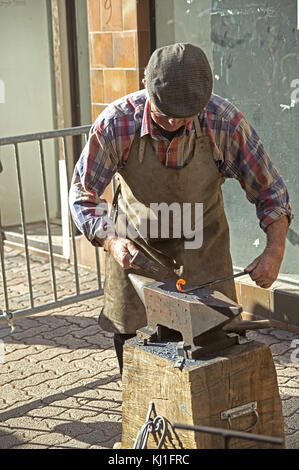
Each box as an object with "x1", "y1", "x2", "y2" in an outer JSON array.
[{"x1": 0, "y1": 246, "x2": 298, "y2": 449}]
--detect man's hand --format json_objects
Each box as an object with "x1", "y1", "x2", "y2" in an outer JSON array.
[
  {"x1": 245, "y1": 248, "x2": 283, "y2": 288},
  {"x1": 245, "y1": 216, "x2": 289, "y2": 288},
  {"x1": 103, "y1": 236, "x2": 139, "y2": 269}
]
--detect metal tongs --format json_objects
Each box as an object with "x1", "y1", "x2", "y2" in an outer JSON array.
[{"x1": 176, "y1": 270, "x2": 248, "y2": 294}]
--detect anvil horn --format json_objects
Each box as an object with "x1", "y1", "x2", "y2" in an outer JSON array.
[{"x1": 128, "y1": 273, "x2": 154, "y2": 307}]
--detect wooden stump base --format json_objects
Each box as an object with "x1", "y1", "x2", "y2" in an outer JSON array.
[{"x1": 121, "y1": 338, "x2": 285, "y2": 449}]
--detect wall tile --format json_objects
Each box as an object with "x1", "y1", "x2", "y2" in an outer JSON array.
[
  {"x1": 87, "y1": 0, "x2": 101, "y2": 32},
  {"x1": 91, "y1": 69, "x2": 104, "y2": 103},
  {"x1": 90, "y1": 33, "x2": 113, "y2": 67},
  {"x1": 100, "y1": 0, "x2": 123, "y2": 31},
  {"x1": 104, "y1": 69, "x2": 126, "y2": 103},
  {"x1": 123, "y1": 0, "x2": 137, "y2": 30},
  {"x1": 125, "y1": 70, "x2": 139, "y2": 94},
  {"x1": 113, "y1": 32, "x2": 136, "y2": 68},
  {"x1": 92, "y1": 104, "x2": 107, "y2": 122}
]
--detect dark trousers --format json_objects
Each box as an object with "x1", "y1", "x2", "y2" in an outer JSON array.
[{"x1": 113, "y1": 333, "x2": 135, "y2": 376}]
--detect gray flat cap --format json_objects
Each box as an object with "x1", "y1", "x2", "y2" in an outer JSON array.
[{"x1": 146, "y1": 43, "x2": 213, "y2": 118}]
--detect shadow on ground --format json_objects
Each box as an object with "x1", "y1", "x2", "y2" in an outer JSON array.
[
  {"x1": 0, "y1": 374, "x2": 121, "y2": 423},
  {"x1": 54, "y1": 420, "x2": 122, "y2": 448},
  {"x1": 0, "y1": 314, "x2": 114, "y2": 350}
]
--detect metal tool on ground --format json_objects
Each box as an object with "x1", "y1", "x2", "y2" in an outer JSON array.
[
  {"x1": 128, "y1": 274, "x2": 271, "y2": 359},
  {"x1": 176, "y1": 270, "x2": 248, "y2": 294}
]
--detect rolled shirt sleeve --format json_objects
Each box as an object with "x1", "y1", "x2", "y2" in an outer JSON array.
[{"x1": 69, "y1": 125, "x2": 119, "y2": 246}]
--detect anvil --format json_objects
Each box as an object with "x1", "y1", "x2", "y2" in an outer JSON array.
[{"x1": 128, "y1": 274, "x2": 270, "y2": 359}]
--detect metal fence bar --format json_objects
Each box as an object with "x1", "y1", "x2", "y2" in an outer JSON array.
[
  {"x1": 95, "y1": 247, "x2": 102, "y2": 290},
  {"x1": 0, "y1": 289, "x2": 103, "y2": 324},
  {"x1": 0, "y1": 126, "x2": 91, "y2": 146},
  {"x1": 38, "y1": 139, "x2": 58, "y2": 302},
  {"x1": 61, "y1": 136, "x2": 80, "y2": 296},
  {"x1": 173, "y1": 423, "x2": 284, "y2": 449},
  {"x1": 0, "y1": 213, "x2": 10, "y2": 316},
  {"x1": 14, "y1": 143, "x2": 34, "y2": 309},
  {"x1": 0, "y1": 124, "x2": 107, "y2": 327}
]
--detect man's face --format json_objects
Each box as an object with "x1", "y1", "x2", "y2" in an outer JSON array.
[{"x1": 150, "y1": 103, "x2": 194, "y2": 132}]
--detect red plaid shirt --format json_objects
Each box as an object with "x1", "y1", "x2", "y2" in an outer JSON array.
[{"x1": 69, "y1": 90, "x2": 292, "y2": 245}]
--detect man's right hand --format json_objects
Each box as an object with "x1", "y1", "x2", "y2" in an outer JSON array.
[{"x1": 103, "y1": 236, "x2": 139, "y2": 269}]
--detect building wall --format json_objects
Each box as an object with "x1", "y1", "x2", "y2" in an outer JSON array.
[
  {"x1": 0, "y1": 0, "x2": 59, "y2": 227},
  {"x1": 87, "y1": 0, "x2": 151, "y2": 122}
]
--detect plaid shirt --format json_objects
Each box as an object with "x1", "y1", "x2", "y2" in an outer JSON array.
[{"x1": 69, "y1": 90, "x2": 292, "y2": 245}]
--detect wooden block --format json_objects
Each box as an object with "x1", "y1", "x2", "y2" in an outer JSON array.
[{"x1": 121, "y1": 339, "x2": 285, "y2": 449}]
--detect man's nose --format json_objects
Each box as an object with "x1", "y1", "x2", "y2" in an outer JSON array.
[{"x1": 168, "y1": 118, "x2": 182, "y2": 126}]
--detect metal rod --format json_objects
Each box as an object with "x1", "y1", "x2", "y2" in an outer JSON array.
[
  {"x1": 0, "y1": 289, "x2": 104, "y2": 324},
  {"x1": 223, "y1": 320, "x2": 271, "y2": 332},
  {"x1": 38, "y1": 140, "x2": 58, "y2": 302},
  {"x1": 173, "y1": 423, "x2": 284, "y2": 446},
  {"x1": 0, "y1": 211, "x2": 10, "y2": 315},
  {"x1": 180, "y1": 270, "x2": 248, "y2": 294},
  {"x1": 95, "y1": 246, "x2": 102, "y2": 290},
  {"x1": 0, "y1": 126, "x2": 91, "y2": 146},
  {"x1": 61, "y1": 136, "x2": 80, "y2": 295},
  {"x1": 14, "y1": 143, "x2": 34, "y2": 308}
]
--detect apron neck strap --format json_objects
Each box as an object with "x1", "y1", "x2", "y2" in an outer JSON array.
[{"x1": 194, "y1": 116, "x2": 203, "y2": 138}]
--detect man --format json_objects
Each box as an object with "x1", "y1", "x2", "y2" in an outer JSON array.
[{"x1": 69, "y1": 43, "x2": 292, "y2": 375}]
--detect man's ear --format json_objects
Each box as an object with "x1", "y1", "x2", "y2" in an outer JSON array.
[{"x1": 142, "y1": 78, "x2": 146, "y2": 88}]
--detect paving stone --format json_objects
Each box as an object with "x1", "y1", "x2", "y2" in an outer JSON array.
[
  {"x1": 282, "y1": 397, "x2": 299, "y2": 418},
  {"x1": 0, "y1": 384, "x2": 33, "y2": 405},
  {"x1": 279, "y1": 386, "x2": 299, "y2": 398},
  {"x1": 271, "y1": 330, "x2": 299, "y2": 341},
  {"x1": 285, "y1": 433, "x2": 299, "y2": 449},
  {"x1": 21, "y1": 431, "x2": 72, "y2": 448},
  {"x1": 270, "y1": 342, "x2": 294, "y2": 356},
  {"x1": 276, "y1": 367, "x2": 299, "y2": 378},
  {"x1": 0, "y1": 431, "x2": 26, "y2": 449},
  {"x1": 246, "y1": 331, "x2": 280, "y2": 346}
]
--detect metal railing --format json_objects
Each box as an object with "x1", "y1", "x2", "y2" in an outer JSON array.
[
  {"x1": 173, "y1": 423, "x2": 284, "y2": 449},
  {"x1": 0, "y1": 125, "x2": 104, "y2": 329}
]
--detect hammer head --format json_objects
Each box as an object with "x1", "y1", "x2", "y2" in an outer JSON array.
[{"x1": 129, "y1": 274, "x2": 242, "y2": 356}]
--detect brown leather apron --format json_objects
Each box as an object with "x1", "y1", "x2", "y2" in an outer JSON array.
[{"x1": 99, "y1": 117, "x2": 236, "y2": 334}]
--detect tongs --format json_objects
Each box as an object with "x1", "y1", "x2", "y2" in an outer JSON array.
[{"x1": 176, "y1": 270, "x2": 248, "y2": 294}]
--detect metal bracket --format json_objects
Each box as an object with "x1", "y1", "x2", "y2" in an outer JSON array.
[
  {"x1": 237, "y1": 335, "x2": 252, "y2": 345},
  {"x1": 221, "y1": 401, "x2": 259, "y2": 432},
  {"x1": 226, "y1": 332, "x2": 252, "y2": 345},
  {"x1": 174, "y1": 341, "x2": 191, "y2": 369}
]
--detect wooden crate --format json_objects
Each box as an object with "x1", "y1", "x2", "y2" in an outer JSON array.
[{"x1": 121, "y1": 339, "x2": 285, "y2": 449}]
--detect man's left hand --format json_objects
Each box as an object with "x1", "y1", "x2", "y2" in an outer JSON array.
[{"x1": 245, "y1": 248, "x2": 283, "y2": 289}]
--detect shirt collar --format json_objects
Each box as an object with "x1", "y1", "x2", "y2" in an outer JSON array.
[{"x1": 140, "y1": 99, "x2": 194, "y2": 139}]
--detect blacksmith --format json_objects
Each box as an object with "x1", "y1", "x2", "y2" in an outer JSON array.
[{"x1": 69, "y1": 43, "x2": 292, "y2": 375}]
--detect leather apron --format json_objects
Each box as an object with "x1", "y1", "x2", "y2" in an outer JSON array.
[{"x1": 99, "y1": 117, "x2": 237, "y2": 334}]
